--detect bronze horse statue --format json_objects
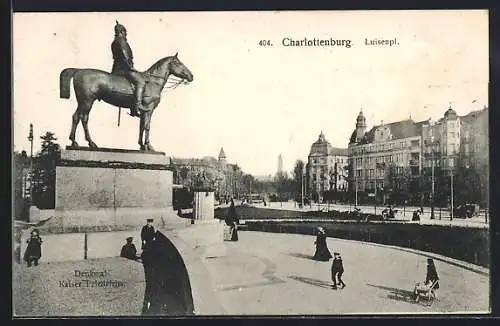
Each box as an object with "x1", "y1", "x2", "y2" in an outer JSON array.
[{"x1": 59, "y1": 53, "x2": 193, "y2": 151}]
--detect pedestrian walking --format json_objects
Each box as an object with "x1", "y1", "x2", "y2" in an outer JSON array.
[
  {"x1": 425, "y1": 258, "x2": 439, "y2": 290},
  {"x1": 412, "y1": 208, "x2": 421, "y2": 221},
  {"x1": 141, "y1": 218, "x2": 156, "y2": 250},
  {"x1": 23, "y1": 229, "x2": 42, "y2": 267},
  {"x1": 331, "y1": 252, "x2": 346, "y2": 289},
  {"x1": 313, "y1": 227, "x2": 332, "y2": 261},
  {"x1": 225, "y1": 199, "x2": 239, "y2": 241}
]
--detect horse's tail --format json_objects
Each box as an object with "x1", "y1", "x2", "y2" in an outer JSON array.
[{"x1": 59, "y1": 68, "x2": 78, "y2": 99}]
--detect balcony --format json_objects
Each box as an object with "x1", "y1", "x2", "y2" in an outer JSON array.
[{"x1": 409, "y1": 159, "x2": 420, "y2": 166}]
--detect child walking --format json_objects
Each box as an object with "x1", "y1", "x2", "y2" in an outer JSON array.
[
  {"x1": 24, "y1": 229, "x2": 43, "y2": 267},
  {"x1": 331, "y1": 252, "x2": 346, "y2": 289}
]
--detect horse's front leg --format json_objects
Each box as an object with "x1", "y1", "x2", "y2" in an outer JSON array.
[{"x1": 139, "y1": 113, "x2": 145, "y2": 150}]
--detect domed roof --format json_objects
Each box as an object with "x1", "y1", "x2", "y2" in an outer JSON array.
[
  {"x1": 309, "y1": 131, "x2": 332, "y2": 155},
  {"x1": 349, "y1": 130, "x2": 359, "y2": 144},
  {"x1": 350, "y1": 109, "x2": 367, "y2": 144},
  {"x1": 444, "y1": 106, "x2": 458, "y2": 119},
  {"x1": 356, "y1": 109, "x2": 366, "y2": 123}
]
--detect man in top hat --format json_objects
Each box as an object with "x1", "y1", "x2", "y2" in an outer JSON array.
[
  {"x1": 111, "y1": 20, "x2": 146, "y2": 118},
  {"x1": 141, "y1": 218, "x2": 156, "y2": 250},
  {"x1": 120, "y1": 236, "x2": 139, "y2": 260},
  {"x1": 331, "y1": 252, "x2": 346, "y2": 289}
]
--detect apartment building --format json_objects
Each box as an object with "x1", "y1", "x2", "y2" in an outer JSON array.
[{"x1": 307, "y1": 131, "x2": 348, "y2": 201}]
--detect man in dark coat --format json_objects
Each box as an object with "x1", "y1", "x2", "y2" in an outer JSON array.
[
  {"x1": 331, "y1": 252, "x2": 346, "y2": 289},
  {"x1": 141, "y1": 219, "x2": 156, "y2": 250},
  {"x1": 120, "y1": 237, "x2": 139, "y2": 260},
  {"x1": 111, "y1": 20, "x2": 146, "y2": 117}
]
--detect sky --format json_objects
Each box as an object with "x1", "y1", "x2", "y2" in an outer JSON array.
[{"x1": 12, "y1": 10, "x2": 488, "y2": 175}]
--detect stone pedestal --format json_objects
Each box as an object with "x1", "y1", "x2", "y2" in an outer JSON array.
[
  {"x1": 193, "y1": 191, "x2": 215, "y2": 222},
  {"x1": 178, "y1": 191, "x2": 223, "y2": 248},
  {"x1": 54, "y1": 147, "x2": 176, "y2": 229}
]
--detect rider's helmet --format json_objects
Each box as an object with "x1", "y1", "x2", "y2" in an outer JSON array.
[{"x1": 115, "y1": 20, "x2": 127, "y2": 35}]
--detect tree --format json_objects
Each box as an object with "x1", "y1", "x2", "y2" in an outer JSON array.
[
  {"x1": 274, "y1": 171, "x2": 293, "y2": 202},
  {"x1": 433, "y1": 167, "x2": 447, "y2": 207},
  {"x1": 385, "y1": 164, "x2": 412, "y2": 205},
  {"x1": 232, "y1": 164, "x2": 245, "y2": 199},
  {"x1": 242, "y1": 173, "x2": 256, "y2": 195},
  {"x1": 326, "y1": 162, "x2": 340, "y2": 203},
  {"x1": 454, "y1": 161, "x2": 488, "y2": 207},
  {"x1": 32, "y1": 131, "x2": 61, "y2": 209},
  {"x1": 292, "y1": 160, "x2": 305, "y2": 203},
  {"x1": 345, "y1": 161, "x2": 354, "y2": 203},
  {"x1": 39, "y1": 132, "x2": 60, "y2": 156},
  {"x1": 189, "y1": 167, "x2": 217, "y2": 190}
]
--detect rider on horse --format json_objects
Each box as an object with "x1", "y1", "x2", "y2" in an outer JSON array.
[{"x1": 111, "y1": 20, "x2": 145, "y2": 117}]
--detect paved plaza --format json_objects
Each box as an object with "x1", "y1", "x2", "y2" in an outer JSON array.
[
  {"x1": 203, "y1": 232, "x2": 489, "y2": 314},
  {"x1": 13, "y1": 231, "x2": 489, "y2": 316}
]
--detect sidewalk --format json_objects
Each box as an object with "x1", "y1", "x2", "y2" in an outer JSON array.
[{"x1": 250, "y1": 202, "x2": 489, "y2": 228}]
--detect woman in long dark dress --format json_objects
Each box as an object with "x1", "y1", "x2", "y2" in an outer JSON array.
[
  {"x1": 313, "y1": 227, "x2": 332, "y2": 261},
  {"x1": 24, "y1": 229, "x2": 42, "y2": 267},
  {"x1": 425, "y1": 258, "x2": 439, "y2": 289},
  {"x1": 225, "y1": 199, "x2": 239, "y2": 241}
]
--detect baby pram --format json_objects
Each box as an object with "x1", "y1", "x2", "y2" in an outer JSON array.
[{"x1": 413, "y1": 280, "x2": 438, "y2": 305}]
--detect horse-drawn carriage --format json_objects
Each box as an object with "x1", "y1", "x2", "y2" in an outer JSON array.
[
  {"x1": 453, "y1": 203, "x2": 480, "y2": 219},
  {"x1": 381, "y1": 206, "x2": 398, "y2": 220}
]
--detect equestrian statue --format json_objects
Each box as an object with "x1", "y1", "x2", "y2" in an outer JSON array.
[{"x1": 59, "y1": 21, "x2": 193, "y2": 151}]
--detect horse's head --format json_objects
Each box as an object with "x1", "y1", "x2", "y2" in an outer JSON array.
[{"x1": 169, "y1": 53, "x2": 193, "y2": 82}]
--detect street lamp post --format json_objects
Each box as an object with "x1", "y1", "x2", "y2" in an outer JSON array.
[
  {"x1": 28, "y1": 123, "x2": 34, "y2": 209},
  {"x1": 430, "y1": 136, "x2": 435, "y2": 219},
  {"x1": 355, "y1": 173, "x2": 358, "y2": 208},
  {"x1": 301, "y1": 165, "x2": 305, "y2": 208},
  {"x1": 450, "y1": 167, "x2": 454, "y2": 221}
]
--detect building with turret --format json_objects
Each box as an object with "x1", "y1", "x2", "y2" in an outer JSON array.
[
  {"x1": 348, "y1": 110, "x2": 425, "y2": 198},
  {"x1": 307, "y1": 131, "x2": 348, "y2": 202},
  {"x1": 347, "y1": 106, "x2": 489, "y2": 205}
]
